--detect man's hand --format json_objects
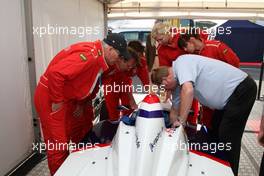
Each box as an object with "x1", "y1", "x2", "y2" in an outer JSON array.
[
  {"x1": 172, "y1": 119, "x2": 181, "y2": 128},
  {"x1": 258, "y1": 131, "x2": 264, "y2": 147},
  {"x1": 52, "y1": 102, "x2": 63, "y2": 112},
  {"x1": 130, "y1": 102, "x2": 138, "y2": 110},
  {"x1": 172, "y1": 117, "x2": 187, "y2": 128}
]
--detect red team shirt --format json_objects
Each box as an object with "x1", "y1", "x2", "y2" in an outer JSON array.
[
  {"x1": 102, "y1": 56, "x2": 149, "y2": 120},
  {"x1": 199, "y1": 40, "x2": 240, "y2": 68},
  {"x1": 34, "y1": 41, "x2": 108, "y2": 175}
]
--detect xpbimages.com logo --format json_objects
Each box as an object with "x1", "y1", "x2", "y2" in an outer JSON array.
[
  {"x1": 165, "y1": 24, "x2": 232, "y2": 38},
  {"x1": 32, "y1": 141, "x2": 101, "y2": 153},
  {"x1": 33, "y1": 24, "x2": 100, "y2": 38},
  {"x1": 102, "y1": 83, "x2": 166, "y2": 95}
]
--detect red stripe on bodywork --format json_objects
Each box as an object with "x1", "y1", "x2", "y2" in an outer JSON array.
[
  {"x1": 190, "y1": 150, "x2": 231, "y2": 167},
  {"x1": 240, "y1": 62, "x2": 262, "y2": 67},
  {"x1": 72, "y1": 143, "x2": 111, "y2": 153},
  {"x1": 143, "y1": 94, "x2": 160, "y2": 104}
]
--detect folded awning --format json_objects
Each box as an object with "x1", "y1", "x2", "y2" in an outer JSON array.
[{"x1": 106, "y1": 0, "x2": 264, "y2": 20}]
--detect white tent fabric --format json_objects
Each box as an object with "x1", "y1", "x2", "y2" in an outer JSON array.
[
  {"x1": 0, "y1": 0, "x2": 34, "y2": 175},
  {"x1": 32, "y1": 0, "x2": 105, "y2": 81},
  {"x1": 107, "y1": 0, "x2": 264, "y2": 19},
  {"x1": 109, "y1": 0, "x2": 264, "y2": 8}
]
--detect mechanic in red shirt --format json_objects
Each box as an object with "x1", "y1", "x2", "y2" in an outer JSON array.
[
  {"x1": 102, "y1": 47, "x2": 141, "y2": 121},
  {"x1": 151, "y1": 22, "x2": 185, "y2": 67},
  {"x1": 151, "y1": 22, "x2": 209, "y2": 67},
  {"x1": 128, "y1": 40, "x2": 150, "y2": 86},
  {"x1": 34, "y1": 33, "x2": 131, "y2": 175},
  {"x1": 151, "y1": 22, "x2": 209, "y2": 125},
  {"x1": 119, "y1": 40, "x2": 151, "y2": 115},
  {"x1": 178, "y1": 32, "x2": 240, "y2": 128},
  {"x1": 178, "y1": 33, "x2": 240, "y2": 67}
]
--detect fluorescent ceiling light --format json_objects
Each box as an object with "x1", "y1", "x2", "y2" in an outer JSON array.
[
  {"x1": 108, "y1": 11, "x2": 189, "y2": 18},
  {"x1": 190, "y1": 12, "x2": 257, "y2": 17},
  {"x1": 108, "y1": 11, "x2": 264, "y2": 19}
]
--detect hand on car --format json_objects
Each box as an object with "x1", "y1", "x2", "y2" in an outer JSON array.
[{"x1": 172, "y1": 119, "x2": 181, "y2": 128}]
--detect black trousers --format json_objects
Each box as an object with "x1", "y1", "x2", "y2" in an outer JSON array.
[
  {"x1": 260, "y1": 153, "x2": 264, "y2": 176},
  {"x1": 211, "y1": 76, "x2": 257, "y2": 176}
]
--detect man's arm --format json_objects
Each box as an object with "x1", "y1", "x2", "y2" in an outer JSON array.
[
  {"x1": 178, "y1": 82, "x2": 194, "y2": 123},
  {"x1": 170, "y1": 106, "x2": 179, "y2": 124},
  {"x1": 171, "y1": 81, "x2": 194, "y2": 128},
  {"x1": 128, "y1": 92, "x2": 138, "y2": 110}
]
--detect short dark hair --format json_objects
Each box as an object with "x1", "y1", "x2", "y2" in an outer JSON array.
[
  {"x1": 127, "y1": 47, "x2": 140, "y2": 66},
  {"x1": 128, "y1": 40, "x2": 145, "y2": 55},
  {"x1": 178, "y1": 32, "x2": 201, "y2": 50}
]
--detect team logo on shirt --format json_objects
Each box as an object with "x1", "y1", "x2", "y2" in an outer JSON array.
[
  {"x1": 98, "y1": 49, "x2": 102, "y2": 56},
  {"x1": 80, "y1": 53, "x2": 87, "y2": 61},
  {"x1": 223, "y1": 48, "x2": 228, "y2": 55}
]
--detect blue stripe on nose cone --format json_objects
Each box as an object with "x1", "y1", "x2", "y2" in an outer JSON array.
[{"x1": 138, "y1": 109, "x2": 164, "y2": 118}]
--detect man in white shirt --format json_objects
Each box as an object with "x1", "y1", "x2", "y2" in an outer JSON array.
[{"x1": 151, "y1": 54, "x2": 257, "y2": 176}]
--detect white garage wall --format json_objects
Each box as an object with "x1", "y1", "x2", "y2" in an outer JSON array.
[
  {"x1": 0, "y1": 0, "x2": 34, "y2": 175},
  {"x1": 32, "y1": 0, "x2": 105, "y2": 81}
]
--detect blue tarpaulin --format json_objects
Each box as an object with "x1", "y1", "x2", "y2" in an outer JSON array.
[{"x1": 215, "y1": 20, "x2": 264, "y2": 63}]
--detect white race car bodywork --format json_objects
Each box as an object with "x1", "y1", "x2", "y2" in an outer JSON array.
[{"x1": 55, "y1": 94, "x2": 234, "y2": 176}]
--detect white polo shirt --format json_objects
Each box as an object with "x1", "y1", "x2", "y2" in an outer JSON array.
[{"x1": 172, "y1": 54, "x2": 247, "y2": 110}]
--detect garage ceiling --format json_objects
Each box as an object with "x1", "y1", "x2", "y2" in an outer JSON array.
[{"x1": 106, "y1": 0, "x2": 264, "y2": 20}]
